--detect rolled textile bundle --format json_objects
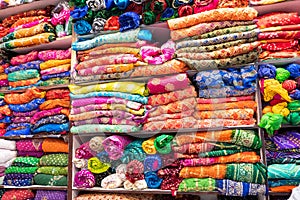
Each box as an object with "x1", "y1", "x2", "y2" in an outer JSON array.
[
  {"x1": 101, "y1": 173, "x2": 123, "y2": 189},
  {"x1": 142, "y1": 137, "x2": 157, "y2": 155},
  {"x1": 42, "y1": 138, "x2": 68, "y2": 153},
  {"x1": 145, "y1": 172, "x2": 162, "y2": 189},
  {"x1": 39, "y1": 154, "x2": 68, "y2": 166},
  {"x1": 144, "y1": 155, "x2": 162, "y2": 172},
  {"x1": 94, "y1": 168, "x2": 115, "y2": 186},
  {"x1": 34, "y1": 190, "x2": 67, "y2": 200},
  {"x1": 102, "y1": 135, "x2": 132, "y2": 160},
  {"x1": 154, "y1": 134, "x2": 174, "y2": 154},
  {"x1": 34, "y1": 174, "x2": 68, "y2": 186},
  {"x1": 89, "y1": 136, "x2": 105, "y2": 153},
  {"x1": 120, "y1": 140, "x2": 147, "y2": 164},
  {"x1": 88, "y1": 157, "x2": 111, "y2": 174},
  {"x1": 73, "y1": 158, "x2": 88, "y2": 169},
  {"x1": 75, "y1": 142, "x2": 97, "y2": 159},
  {"x1": 123, "y1": 179, "x2": 148, "y2": 190},
  {"x1": 178, "y1": 178, "x2": 216, "y2": 192}
]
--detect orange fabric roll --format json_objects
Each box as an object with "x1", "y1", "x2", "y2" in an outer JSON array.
[
  {"x1": 39, "y1": 99, "x2": 70, "y2": 110},
  {"x1": 180, "y1": 165, "x2": 227, "y2": 179},
  {"x1": 270, "y1": 185, "x2": 296, "y2": 192},
  {"x1": 5, "y1": 87, "x2": 45, "y2": 104},
  {"x1": 0, "y1": 105, "x2": 12, "y2": 116},
  {"x1": 196, "y1": 101, "x2": 257, "y2": 111},
  {"x1": 42, "y1": 138, "x2": 68, "y2": 153}
]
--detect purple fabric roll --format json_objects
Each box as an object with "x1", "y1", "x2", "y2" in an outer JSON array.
[
  {"x1": 272, "y1": 131, "x2": 300, "y2": 150},
  {"x1": 74, "y1": 169, "x2": 95, "y2": 188},
  {"x1": 13, "y1": 110, "x2": 38, "y2": 117}
]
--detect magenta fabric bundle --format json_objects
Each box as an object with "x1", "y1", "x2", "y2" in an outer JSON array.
[
  {"x1": 75, "y1": 142, "x2": 97, "y2": 159},
  {"x1": 74, "y1": 169, "x2": 95, "y2": 188},
  {"x1": 38, "y1": 49, "x2": 71, "y2": 61},
  {"x1": 147, "y1": 73, "x2": 191, "y2": 94},
  {"x1": 16, "y1": 139, "x2": 43, "y2": 152},
  {"x1": 102, "y1": 135, "x2": 132, "y2": 160}
]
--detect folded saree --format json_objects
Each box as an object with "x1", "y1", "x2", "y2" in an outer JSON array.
[
  {"x1": 37, "y1": 77, "x2": 69, "y2": 87},
  {"x1": 41, "y1": 72, "x2": 70, "y2": 81},
  {"x1": 16, "y1": 139, "x2": 43, "y2": 152},
  {"x1": 10, "y1": 15, "x2": 48, "y2": 28},
  {"x1": 89, "y1": 47, "x2": 140, "y2": 56},
  {"x1": 77, "y1": 63, "x2": 134, "y2": 76},
  {"x1": 270, "y1": 185, "x2": 296, "y2": 192},
  {"x1": 75, "y1": 54, "x2": 140, "y2": 70},
  {"x1": 268, "y1": 164, "x2": 300, "y2": 179},
  {"x1": 180, "y1": 152, "x2": 260, "y2": 166},
  {"x1": 46, "y1": 89, "x2": 69, "y2": 100},
  {"x1": 12, "y1": 156, "x2": 39, "y2": 167},
  {"x1": 133, "y1": 61, "x2": 188, "y2": 78},
  {"x1": 176, "y1": 30, "x2": 259, "y2": 49},
  {"x1": 40, "y1": 64, "x2": 70, "y2": 76},
  {"x1": 30, "y1": 107, "x2": 69, "y2": 124},
  {"x1": 69, "y1": 82, "x2": 148, "y2": 96},
  {"x1": 250, "y1": 0, "x2": 287, "y2": 5},
  {"x1": 4, "y1": 87, "x2": 45, "y2": 105},
  {"x1": 34, "y1": 174, "x2": 67, "y2": 186},
  {"x1": 196, "y1": 101, "x2": 257, "y2": 111},
  {"x1": 3, "y1": 178, "x2": 33, "y2": 186},
  {"x1": 39, "y1": 99, "x2": 70, "y2": 110},
  {"x1": 178, "y1": 178, "x2": 216, "y2": 192},
  {"x1": 8, "y1": 77, "x2": 40, "y2": 88},
  {"x1": 147, "y1": 110, "x2": 194, "y2": 122},
  {"x1": 39, "y1": 154, "x2": 68, "y2": 166},
  {"x1": 147, "y1": 73, "x2": 190, "y2": 94},
  {"x1": 73, "y1": 117, "x2": 141, "y2": 126},
  {"x1": 167, "y1": 7, "x2": 258, "y2": 30},
  {"x1": 174, "y1": 129, "x2": 261, "y2": 148},
  {"x1": 7, "y1": 69, "x2": 39, "y2": 82},
  {"x1": 74, "y1": 193, "x2": 153, "y2": 200},
  {"x1": 198, "y1": 86, "x2": 256, "y2": 98},
  {"x1": 177, "y1": 42, "x2": 260, "y2": 60},
  {"x1": 271, "y1": 130, "x2": 300, "y2": 150},
  {"x1": 71, "y1": 96, "x2": 143, "y2": 110},
  {"x1": 200, "y1": 25, "x2": 257, "y2": 39},
  {"x1": 269, "y1": 180, "x2": 300, "y2": 187},
  {"x1": 74, "y1": 71, "x2": 133, "y2": 82},
  {"x1": 256, "y1": 12, "x2": 300, "y2": 29},
  {"x1": 1, "y1": 189, "x2": 34, "y2": 200},
  {"x1": 0, "y1": 23, "x2": 54, "y2": 43},
  {"x1": 179, "y1": 51, "x2": 259, "y2": 71},
  {"x1": 5, "y1": 61, "x2": 42, "y2": 74},
  {"x1": 0, "y1": 105, "x2": 11, "y2": 116},
  {"x1": 260, "y1": 40, "x2": 298, "y2": 51},
  {"x1": 38, "y1": 49, "x2": 71, "y2": 61},
  {"x1": 4, "y1": 173, "x2": 34, "y2": 179},
  {"x1": 39, "y1": 59, "x2": 71, "y2": 70},
  {"x1": 31, "y1": 114, "x2": 68, "y2": 130},
  {"x1": 143, "y1": 116, "x2": 197, "y2": 131},
  {"x1": 180, "y1": 163, "x2": 267, "y2": 184},
  {"x1": 13, "y1": 110, "x2": 38, "y2": 117},
  {"x1": 193, "y1": 109, "x2": 254, "y2": 120},
  {"x1": 37, "y1": 166, "x2": 68, "y2": 175},
  {"x1": 5, "y1": 166, "x2": 37, "y2": 174},
  {"x1": 149, "y1": 98, "x2": 196, "y2": 117},
  {"x1": 260, "y1": 49, "x2": 300, "y2": 60},
  {"x1": 69, "y1": 110, "x2": 142, "y2": 121},
  {"x1": 259, "y1": 31, "x2": 300, "y2": 40},
  {"x1": 0, "y1": 33, "x2": 55, "y2": 49},
  {"x1": 9, "y1": 98, "x2": 45, "y2": 112},
  {"x1": 42, "y1": 138, "x2": 68, "y2": 153},
  {"x1": 32, "y1": 123, "x2": 69, "y2": 134},
  {"x1": 260, "y1": 24, "x2": 300, "y2": 33},
  {"x1": 176, "y1": 38, "x2": 257, "y2": 54},
  {"x1": 0, "y1": 149, "x2": 17, "y2": 164},
  {"x1": 171, "y1": 21, "x2": 255, "y2": 41},
  {"x1": 70, "y1": 91, "x2": 148, "y2": 105},
  {"x1": 216, "y1": 179, "x2": 266, "y2": 196}
]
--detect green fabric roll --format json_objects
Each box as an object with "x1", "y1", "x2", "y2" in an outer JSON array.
[
  {"x1": 178, "y1": 178, "x2": 216, "y2": 192},
  {"x1": 88, "y1": 157, "x2": 110, "y2": 174},
  {"x1": 288, "y1": 100, "x2": 300, "y2": 112},
  {"x1": 8, "y1": 69, "x2": 40, "y2": 82},
  {"x1": 199, "y1": 148, "x2": 256, "y2": 157},
  {"x1": 226, "y1": 163, "x2": 267, "y2": 184},
  {"x1": 154, "y1": 134, "x2": 174, "y2": 154},
  {"x1": 40, "y1": 154, "x2": 68, "y2": 167},
  {"x1": 33, "y1": 174, "x2": 67, "y2": 186},
  {"x1": 13, "y1": 157, "x2": 40, "y2": 167},
  {"x1": 38, "y1": 78, "x2": 69, "y2": 87},
  {"x1": 5, "y1": 166, "x2": 37, "y2": 174},
  {"x1": 232, "y1": 130, "x2": 262, "y2": 149},
  {"x1": 37, "y1": 166, "x2": 68, "y2": 176}
]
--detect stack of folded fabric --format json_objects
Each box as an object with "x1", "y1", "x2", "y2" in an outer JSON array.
[
  {"x1": 143, "y1": 73, "x2": 198, "y2": 131},
  {"x1": 3, "y1": 156, "x2": 39, "y2": 186},
  {"x1": 4, "y1": 87, "x2": 45, "y2": 136},
  {"x1": 1, "y1": 189, "x2": 35, "y2": 200},
  {"x1": 256, "y1": 12, "x2": 300, "y2": 61},
  {"x1": 265, "y1": 130, "x2": 300, "y2": 193},
  {"x1": 34, "y1": 153, "x2": 68, "y2": 186},
  {"x1": 174, "y1": 129, "x2": 267, "y2": 197},
  {"x1": 0, "y1": 7, "x2": 55, "y2": 50},
  {"x1": 69, "y1": 80, "x2": 149, "y2": 134},
  {"x1": 259, "y1": 63, "x2": 300, "y2": 134},
  {"x1": 38, "y1": 49, "x2": 71, "y2": 87},
  {"x1": 0, "y1": 139, "x2": 17, "y2": 185},
  {"x1": 0, "y1": 61, "x2": 9, "y2": 88},
  {"x1": 192, "y1": 65, "x2": 258, "y2": 128},
  {"x1": 16, "y1": 139, "x2": 44, "y2": 158},
  {"x1": 168, "y1": 7, "x2": 260, "y2": 70},
  {"x1": 0, "y1": 93, "x2": 11, "y2": 136},
  {"x1": 30, "y1": 89, "x2": 70, "y2": 135},
  {"x1": 73, "y1": 29, "x2": 153, "y2": 83}
]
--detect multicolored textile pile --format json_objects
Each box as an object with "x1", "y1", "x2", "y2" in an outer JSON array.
[
  {"x1": 0, "y1": 3, "x2": 72, "y2": 50},
  {"x1": 4, "y1": 49, "x2": 71, "y2": 90},
  {"x1": 0, "y1": 139, "x2": 17, "y2": 184},
  {"x1": 69, "y1": 80, "x2": 148, "y2": 134},
  {"x1": 256, "y1": 12, "x2": 300, "y2": 60},
  {"x1": 192, "y1": 65, "x2": 258, "y2": 128},
  {"x1": 143, "y1": 73, "x2": 197, "y2": 131},
  {"x1": 0, "y1": 93, "x2": 11, "y2": 136},
  {"x1": 170, "y1": 7, "x2": 260, "y2": 69},
  {"x1": 258, "y1": 63, "x2": 300, "y2": 134},
  {"x1": 73, "y1": 130, "x2": 267, "y2": 197},
  {"x1": 266, "y1": 130, "x2": 300, "y2": 193}
]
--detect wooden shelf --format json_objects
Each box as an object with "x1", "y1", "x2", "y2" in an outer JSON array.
[
  {"x1": 0, "y1": 0, "x2": 61, "y2": 20},
  {"x1": 0, "y1": 185, "x2": 67, "y2": 190}
]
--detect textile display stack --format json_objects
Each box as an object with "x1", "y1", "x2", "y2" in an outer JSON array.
[
  {"x1": 256, "y1": 12, "x2": 300, "y2": 61},
  {"x1": 0, "y1": 139, "x2": 17, "y2": 185},
  {"x1": 0, "y1": 2, "x2": 72, "y2": 50},
  {"x1": 0, "y1": 93, "x2": 11, "y2": 136},
  {"x1": 0, "y1": 50, "x2": 11, "y2": 88}
]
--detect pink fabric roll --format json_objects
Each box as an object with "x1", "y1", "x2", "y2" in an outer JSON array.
[
  {"x1": 16, "y1": 139, "x2": 43, "y2": 152},
  {"x1": 147, "y1": 73, "x2": 190, "y2": 94},
  {"x1": 38, "y1": 49, "x2": 71, "y2": 61},
  {"x1": 102, "y1": 135, "x2": 132, "y2": 160},
  {"x1": 10, "y1": 51, "x2": 39, "y2": 66},
  {"x1": 75, "y1": 142, "x2": 97, "y2": 159}
]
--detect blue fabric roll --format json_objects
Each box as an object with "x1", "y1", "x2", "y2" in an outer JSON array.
[
  {"x1": 5, "y1": 61, "x2": 42, "y2": 74},
  {"x1": 70, "y1": 6, "x2": 88, "y2": 19},
  {"x1": 119, "y1": 12, "x2": 140, "y2": 32},
  {"x1": 144, "y1": 171, "x2": 162, "y2": 189},
  {"x1": 0, "y1": 116, "x2": 11, "y2": 123},
  {"x1": 32, "y1": 123, "x2": 69, "y2": 133},
  {"x1": 4, "y1": 127, "x2": 31, "y2": 136},
  {"x1": 41, "y1": 71, "x2": 70, "y2": 81},
  {"x1": 144, "y1": 154, "x2": 162, "y2": 172},
  {"x1": 258, "y1": 64, "x2": 276, "y2": 79},
  {"x1": 287, "y1": 63, "x2": 300, "y2": 79},
  {"x1": 6, "y1": 123, "x2": 31, "y2": 131},
  {"x1": 8, "y1": 98, "x2": 45, "y2": 112}
]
